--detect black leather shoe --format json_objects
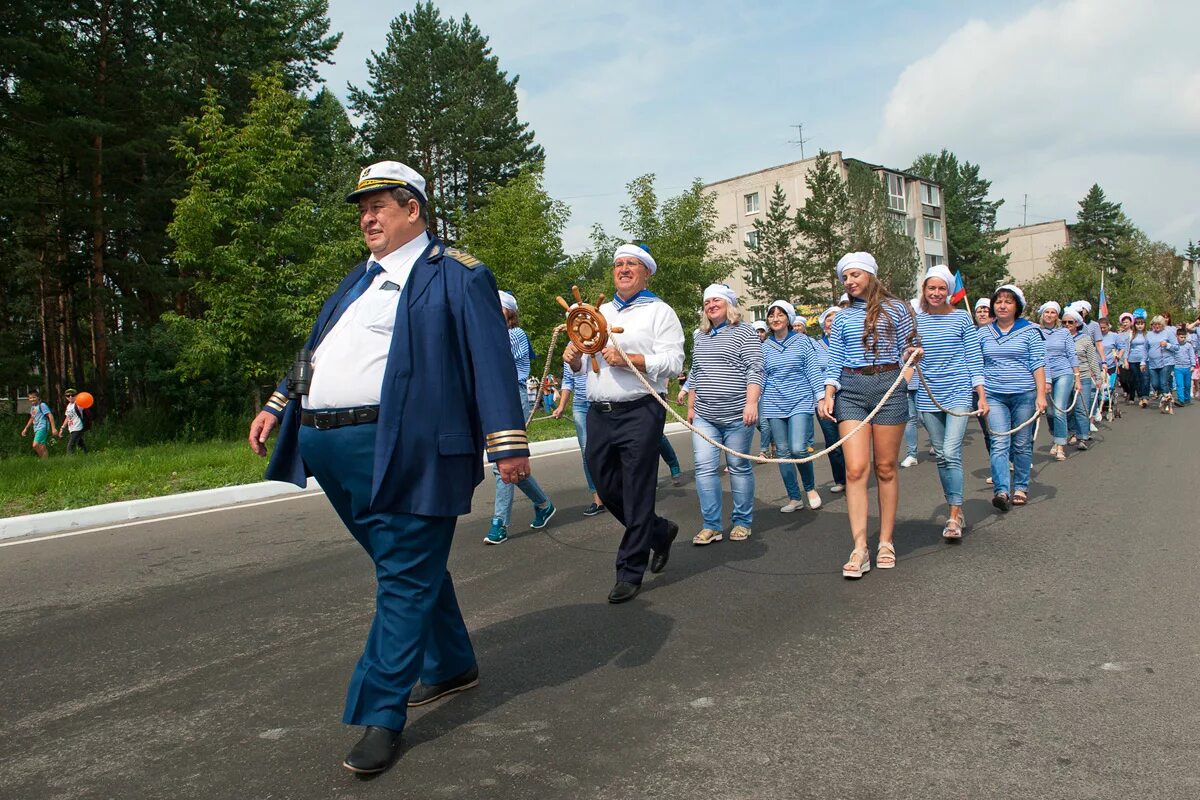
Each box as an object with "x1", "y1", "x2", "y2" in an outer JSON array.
[
  {"x1": 407, "y1": 664, "x2": 479, "y2": 707},
  {"x1": 343, "y1": 726, "x2": 402, "y2": 774},
  {"x1": 608, "y1": 580, "x2": 641, "y2": 603},
  {"x1": 649, "y1": 520, "x2": 679, "y2": 574}
]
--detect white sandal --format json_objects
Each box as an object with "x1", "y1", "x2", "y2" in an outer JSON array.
[{"x1": 842, "y1": 548, "x2": 871, "y2": 579}]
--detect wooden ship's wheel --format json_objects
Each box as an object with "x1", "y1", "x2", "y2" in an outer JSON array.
[{"x1": 556, "y1": 285, "x2": 624, "y2": 373}]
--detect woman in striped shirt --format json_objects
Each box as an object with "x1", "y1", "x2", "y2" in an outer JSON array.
[
  {"x1": 687, "y1": 284, "x2": 764, "y2": 545},
  {"x1": 1144, "y1": 315, "x2": 1179, "y2": 407},
  {"x1": 1127, "y1": 314, "x2": 1151, "y2": 406},
  {"x1": 1064, "y1": 309, "x2": 1102, "y2": 445},
  {"x1": 812, "y1": 306, "x2": 847, "y2": 493},
  {"x1": 978, "y1": 285, "x2": 1047, "y2": 511},
  {"x1": 760, "y1": 300, "x2": 825, "y2": 513},
  {"x1": 911, "y1": 266, "x2": 986, "y2": 539},
  {"x1": 817, "y1": 252, "x2": 918, "y2": 578},
  {"x1": 1038, "y1": 301, "x2": 1079, "y2": 462}
]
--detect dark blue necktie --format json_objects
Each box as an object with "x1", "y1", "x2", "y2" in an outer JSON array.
[{"x1": 316, "y1": 262, "x2": 384, "y2": 347}]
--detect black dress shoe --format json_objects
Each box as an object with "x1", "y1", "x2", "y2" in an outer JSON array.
[
  {"x1": 649, "y1": 520, "x2": 679, "y2": 574},
  {"x1": 608, "y1": 580, "x2": 641, "y2": 603},
  {"x1": 407, "y1": 664, "x2": 479, "y2": 707},
  {"x1": 343, "y1": 726, "x2": 402, "y2": 774}
]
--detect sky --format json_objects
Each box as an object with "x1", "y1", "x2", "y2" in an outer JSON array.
[{"x1": 318, "y1": 0, "x2": 1200, "y2": 254}]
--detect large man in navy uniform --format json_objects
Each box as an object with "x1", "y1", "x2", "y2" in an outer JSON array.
[{"x1": 248, "y1": 161, "x2": 531, "y2": 774}]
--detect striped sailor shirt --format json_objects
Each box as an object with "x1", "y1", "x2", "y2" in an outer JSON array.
[
  {"x1": 1073, "y1": 331, "x2": 1103, "y2": 383},
  {"x1": 1144, "y1": 329, "x2": 1178, "y2": 369},
  {"x1": 508, "y1": 327, "x2": 533, "y2": 382},
  {"x1": 978, "y1": 319, "x2": 1046, "y2": 394},
  {"x1": 561, "y1": 364, "x2": 589, "y2": 412},
  {"x1": 913, "y1": 310, "x2": 985, "y2": 413},
  {"x1": 690, "y1": 321, "x2": 765, "y2": 424},
  {"x1": 1041, "y1": 326, "x2": 1078, "y2": 380},
  {"x1": 760, "y1": 331, "x2": 824, "y2": 418},
  {"x1": 1100, "y1": 331, "x2": 1124, "y2": 369},
  {"x1": 823, "y1": 298, "x2": 915, "y2": 389}
]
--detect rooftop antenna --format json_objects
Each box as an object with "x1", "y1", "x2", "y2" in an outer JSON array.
[{"x1": 788, "y1": 124, "x2": 812, "y2": 160}]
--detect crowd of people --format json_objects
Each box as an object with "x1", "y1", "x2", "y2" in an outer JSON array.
[{"x1": 498, "y1": 250, "x2": 1200, "y2": 581}]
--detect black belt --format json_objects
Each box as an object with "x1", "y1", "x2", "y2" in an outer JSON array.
[
  {"x1": 590, "y1": 394, "x2": 662, "y2": 413},
  {"x1": 842, "y1": 363, "x2": 900, "y2": 376},
  {"x1": 300, "y1": 405, "x2": 379, "y2": 429}
]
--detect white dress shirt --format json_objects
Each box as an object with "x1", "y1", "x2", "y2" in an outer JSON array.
[
  {"x1": 305, "y1": 232, "x2": 430, "y2": 409},
  {"x1": 587, "y1": 296, "x2": 685, "y2": 401}
]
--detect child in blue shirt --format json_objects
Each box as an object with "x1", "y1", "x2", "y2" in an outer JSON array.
[{"x1": 1173, "y1": 328, "x2": 1196, "y2": 406}]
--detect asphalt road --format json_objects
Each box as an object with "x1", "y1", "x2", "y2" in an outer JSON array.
[{"x1": 2, "y1": 405, "x2": 1198, "y2": 800}]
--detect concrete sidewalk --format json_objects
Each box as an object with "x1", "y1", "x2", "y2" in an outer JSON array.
[{"x1": 0, "y1": 423, "x2": 687, "y2": 541}]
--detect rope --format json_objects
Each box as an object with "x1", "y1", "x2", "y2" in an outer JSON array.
[
  {"x1": 608, "y1": 342, "x2": 920, "y2": 465},
  {"x1": 913, "y1": 366, "x2": 979, "y2": 417},
  {"x1": 526, "y1": 324, "x2": 567, "y2": 428}
]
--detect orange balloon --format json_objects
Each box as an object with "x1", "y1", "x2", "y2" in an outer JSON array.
[{"x1": 74, "y1": 391, "x2": 94, "y2": 409}]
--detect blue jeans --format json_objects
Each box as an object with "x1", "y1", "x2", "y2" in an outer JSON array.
[
  {"x1": 1048, "y1": 374, "x2": 1074, "y2": 445},
  {"x1": 692, "y1": 416, "x2": 755, "y2": 529},
  {"x1": 1149, "y1": 365, "x2": 1172, "y2": 396},
  {"x1": 758, "y1": 414, "x2": 774, "y2": 451},
  {"x1": 919, "y1": 409, "x2": 970, "y2": 507},
  {"x1": 1131, "y1": 363, "x2": 1150, "y2": 398},
  {"x1": 572, "y1": 407, "x2": 596, "y2": 492},
  {"x1": 903, "y1": 389, "x2": 922, "y2": 458},
  {"x1": 1175, "y1": 367, "x2": 1192, "y2": 404},
  {"x1": 1069, "y1": 379, "x2": 1096, "y2": 439},
  {"x1": 659, "y1": 435, "x2": 681, "y2": 475},
  {"x1": 492, "y1": 387, "x2": 550, "y2": 526},
  {"x1": 767, "y1": 414, "x2": 815, "y2": 499},
  {"x1": 815, "y1": 416, "x2": 847, "y2": 485},
  {"x1": 986, "y1": 390, "x2": 1036, "y2": 496}
]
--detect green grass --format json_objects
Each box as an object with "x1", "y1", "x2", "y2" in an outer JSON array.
[{"x1": 1, "y1": 416, "x2": 584, "y2": 518}]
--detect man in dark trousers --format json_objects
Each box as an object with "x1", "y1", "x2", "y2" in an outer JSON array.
[
  {"x1": 563, "y1": 244, "x2": 685, "y2": 603},
  {"x1": 248, "y1": 161, "x2": 530, "y2": 775}
]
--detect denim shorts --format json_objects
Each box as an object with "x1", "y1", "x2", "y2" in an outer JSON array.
[{"x1": 834, "y1": 369, "x2": 909, "y2": 425}]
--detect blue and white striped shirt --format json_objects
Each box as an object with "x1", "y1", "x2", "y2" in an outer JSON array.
[
  {"x1": 812, "y1": 337, "x2": 830, "y2": 372},
  {"x1": 690, "y1": 322, "x2": 765, "y2": 424},
  {"x1": 1041, "y1": 326, "x2": 1078, "y2": 380},
  {"x1": 508, "y1": 327, "x2": 533, "y2": 382},
  {"x1": 1145, "y1": 329, "x2": 1178, "y2": 368},
  {"x1": 978, "y1": 319, "x2": 1046, "y2": 394},
  {"x1": 1100, "y1": 331, "x2": 1124, "y2": 369},
  {"x1": 1126, "y1": 332, "x2": 1149, "y2": 364},
  {"x1": 824, "y1": 298, "x2": 915, "y2": 389},
  {"x1": 914, "y1": 310, "x2": 984, "y2": 412},
  {"x1": 760, "y1": 331, "x2": 824, "y2": 417},
  {"x1": 561, "y1": 364, "x2": 589, "y2": 412}
]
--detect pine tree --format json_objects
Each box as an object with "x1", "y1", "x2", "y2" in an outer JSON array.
[
  {"x1": 1073, "y1": 184, "x2": 1135, "y2": 274},
  {"x1": 348, "y1": 2, "x2": 543, "y2": 241},
  {"x1": 740, "y1": 184, "x2": 807, "y2": 305},
  {"x1": 909, "y1": 150, "x2": 1009, "y2": 290},
  {"x1": 795, "y1": 151, "x2": 849, "y2": 299},
  {"x1": 843, "y1": 162, "x2": 919, "y2": 298}
]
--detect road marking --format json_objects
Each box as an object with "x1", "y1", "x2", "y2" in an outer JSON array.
[{"x1": 0, "y1": 431, "x2": 689, "y2": 549}]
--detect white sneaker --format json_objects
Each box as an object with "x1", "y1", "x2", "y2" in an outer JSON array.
[
  {"x1": 806, "y1": 490, "x2": 823, "y2": 510},
  {"x1": 830, "y1": 484, "x2": 845, "y2": 493},
  {"x1": 1089, "y1": 421, "x2": 1099, "y2": 432},
  {"x1": 900, "y1": 455, "x2": 918, "y2": 468},
  {"x1": 780, "y1": 499, "x2": 804, "y2": 513}
]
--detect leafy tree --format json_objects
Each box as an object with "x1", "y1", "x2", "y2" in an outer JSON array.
[
  {"x1": 457, "y1": 163, "x2": 570, "y2": 358},
  {"x1": 165, "y1": 72, "x2": 362, "y2": 406},
  {"x1": 795, "y1": 151, "x2": 848, "y2": 300},
  {"x1": 740, "y1": 183, "x2": 807, "y2": 306},
  {"x1": 909, "y1": 149, "x2": 1009, "y2": 289},
  {"x1": 843, "y1": 162, "x2": 920, "y2": 297},
  {"x1": 348, "y1": 2, "x2": 543, "y2": 241}
]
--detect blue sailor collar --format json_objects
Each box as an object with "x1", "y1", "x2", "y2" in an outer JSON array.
[
  {"x1": 706, "y1": 321, "x2": 729, "y2": 336},
  {"x1": 613, "y1": 289, "x2": 660, "y2": 311},
  {"x1": 768, "y1": 330, "x2": 797, "y2": 346},
  {"x1": 991, "y1": 317, "x2": 1033, "y2": 339}
]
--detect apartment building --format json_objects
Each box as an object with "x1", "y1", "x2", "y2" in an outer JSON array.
[
  {"x1": 996, "y1": 220, "x2": 1071, "y2": 284},
  {"x1": 703, "y1": 151, "x2": 949, "y2": 318}
]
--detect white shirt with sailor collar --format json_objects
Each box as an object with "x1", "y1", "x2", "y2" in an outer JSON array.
[{"x1": 587, "y1": 295, "x2": 684, "y2": 402}]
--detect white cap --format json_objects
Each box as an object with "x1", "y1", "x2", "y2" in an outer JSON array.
[
  {"x1": 346, "y1": 161, "x2": 427, "y2": 204},
  {"x1": 751, "y1": 320, "x2": 768, "y2": 332},
  {"x1": 818, "y1": 306, "x2": 839, "y2": 326},
  {"x1": 614, "y1": 243, "x2": 658, "y2": 275},
  {"x1": 974, "y1": 297, "x2": 991, "y2": 310},
  {"x1": 1063, "y1": 308, "x2": 1085, "y2": 326},
  {"x1": 498, "y1": 291, "x2": 518, "y2": 313},
  {"x1": 703, "y1": 283, "x2": 738, "y2": 307},
  {"x1": 836, "y1": 251, "x2": 878, "y2": 282},
  {"x1": 767, "y1": 300, "x2": 797, "y2": 324},
  {"x1": 922, "y1": 265, "x2": 954, "y2": 290},
  {"x1": 995, "y1": 284, "x2": 1026, "y2": 309},
  {"x1": 1038, "y1": 301, "x2": 1062, "y2": 316}
]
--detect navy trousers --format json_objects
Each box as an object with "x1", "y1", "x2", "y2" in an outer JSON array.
[{"x1": 299, "y1": 422, "x2": 476, "y2": 730}]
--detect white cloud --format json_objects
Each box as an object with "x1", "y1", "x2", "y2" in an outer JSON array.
[{"x1": 874, "y1": 0, "x2": 1200, "y2": 246}]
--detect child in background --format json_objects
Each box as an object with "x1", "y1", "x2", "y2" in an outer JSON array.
[
  {"x1": 1173, "y1": 328, "x2": 1196, "y2": 407},
  {"x1": 20, "y1": 390, "x2": 57, "y2": 459}
]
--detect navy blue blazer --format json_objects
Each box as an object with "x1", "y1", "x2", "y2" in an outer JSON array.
[{"x1": 263, "y1": 237, "x2": 529, "y2": 517}]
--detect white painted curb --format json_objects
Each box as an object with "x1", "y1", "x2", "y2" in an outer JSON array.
[{"x1": 0, "y1": 424, "x2": 688, "y2": 541}]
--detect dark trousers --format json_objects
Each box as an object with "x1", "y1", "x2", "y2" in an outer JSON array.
[
  {"x1": 816, "y1": 416, "x2": 847, "y2": 485},
  {"x1": 299, "y1": 422, "x2": 475, "y2": 731},
  {"x1": 66, "y1": 431, "x2": 88, "y2": 453},
  {"x1": 972, "y1": 393, "x2": 992, "y2": 454},
  {"x1": 586, "y1": 398, "x2": 673, "y2": 584}
]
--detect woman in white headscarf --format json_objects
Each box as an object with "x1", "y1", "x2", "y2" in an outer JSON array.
[{"x1": 1038, "y1": 301, "x2": 1079, "y2": 462}]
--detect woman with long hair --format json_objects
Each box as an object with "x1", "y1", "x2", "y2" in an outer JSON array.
[
  {"x1": 817, "y1": 252, "x2": 917, "y2": 578},
  {"x1": 977, "y1": 285, "x2": 1047, "y2": 511},
  {"x1": 912, "y1": 266, "x2": 986, "y2": 539},
  {"x1": 1038, "y1": 301, "x2": 1079, "y2": 462},
  {"x1": 760, "y1": 300, "x2": 825, "y2": 513},
  {"x1": 1127, "y1": 313, "x2": 1152, "y2": 406},
  {"x1": 811, "y1": 306, "x2": 848, "y2": 493}
]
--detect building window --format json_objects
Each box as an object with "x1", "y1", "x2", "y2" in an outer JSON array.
[
  {"x1": 921, "y1": 183, "x2": 941, "y2": 207},
  {"x1": 744, "y1": 192, "x2": 760, "y2": 214},
  {"x1": 924, "y1": 217, "x2": 942, "y2": 242},
  {"x1": 886, "y1": 174, "x2": 906, "y2": 212},
  {"x1": 744, "y1": 229, "x2": 759, "y2": 249},
  {"x1": 926, "y1": 253, "x2": 945, "y2": 269},
  {"x1": 749, "y1": 304, "x2": 767, "y2": 322}
]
